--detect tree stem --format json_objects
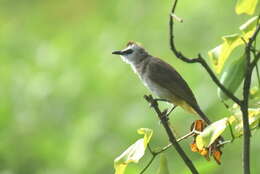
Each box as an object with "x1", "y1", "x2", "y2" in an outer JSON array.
[
  {"x1": 168, "y1": 1, "x2": 260, "y2": 174},
  {"x1": 144, "y1": 95, "x2": 199, "y2": 174}
]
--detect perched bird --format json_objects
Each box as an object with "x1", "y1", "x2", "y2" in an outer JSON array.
[{"x1": 112, "y1": 41, "x2": 211, "y2": 124}]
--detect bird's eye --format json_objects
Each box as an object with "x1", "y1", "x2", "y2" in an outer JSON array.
[{"x1": 122, "y1": 49, "x2": 133, "y2": 55}]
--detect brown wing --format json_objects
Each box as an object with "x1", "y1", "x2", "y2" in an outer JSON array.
[{"x1": 147, "y1": 57, "x2": 199, "y2": 108}]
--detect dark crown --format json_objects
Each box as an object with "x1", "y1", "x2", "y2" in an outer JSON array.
[{"x1": 126, "y1": 41, "x2": 135, "y2": 46}]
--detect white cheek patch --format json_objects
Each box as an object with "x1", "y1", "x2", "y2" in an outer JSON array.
[
  {"x1": 119, "y1": 45, "x2": 135, "y2": 64},
  {"x1": 120, "y1": 55, "x2": 131, "y2": 64},
  {"x1": 119, "y1": 44, "x2": 137, "y2": 68},
  {"x1": 120, "y1": 55, "x2": 138, "y2": 74}
]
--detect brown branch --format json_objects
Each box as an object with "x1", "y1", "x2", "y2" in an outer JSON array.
[
  {"x1": 139, "y1": 143, "x2": 170, "y2": 174},
  {"x1": 169, "y1": 0, "x2": 241, "y2": 105},
  {"x1": 144, "y1": 95, "x2": 199, "y2": 174},
  {"x1": 240, "y1": 45, "x2": 252, "y2": 174},
  {"x1": 240, "y1": 24, "x2": 260, "y2": 174},
  {"x1": 139, "y1": 144, "x2": 156, "y2": 174},
  {"x1": 168, "y1": 1, "x2": 260, "y2": 174},
  {"x1": 249, "y1": 24, "x2": 260, "y2": 69},
  {"x1": 140, "y1": 131, "x2": 195, "y2": 174}
]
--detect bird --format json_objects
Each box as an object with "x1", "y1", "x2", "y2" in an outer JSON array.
[{"x1": 112, "y1": 41, "x2": 211, "y2": 125}]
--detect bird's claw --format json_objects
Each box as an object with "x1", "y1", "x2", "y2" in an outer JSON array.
[{"x1": 161, "y1": 109, "x2": 169, "y2": 122}]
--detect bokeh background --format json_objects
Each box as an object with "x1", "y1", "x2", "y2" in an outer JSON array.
[{"x1": 0, "y1": 0, "x2": 259, "y2": 174}]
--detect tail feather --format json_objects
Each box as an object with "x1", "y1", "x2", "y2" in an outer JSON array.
[
  {"x1": 177, "y1": 100, "x2": 212, "y2": 125},
  {"x1": 182, "y1": 102, "x2": 224, "y2": 142},
  {"x1": 193, "y1": 106, "x2": 212, "y2": 125},
  {"x1": 193, "y1": 105, "x2": 225, "y2": 142}
]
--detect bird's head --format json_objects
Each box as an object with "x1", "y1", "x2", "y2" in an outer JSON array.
[{"x1": 112, "y1": 41, "x2": 148, "y2": 65}]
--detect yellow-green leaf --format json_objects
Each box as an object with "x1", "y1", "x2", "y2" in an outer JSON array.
[
  {"x1": 248, "y1": 109, "x2": 260, "y2": 128},
  {"x1": 249, "y1": 86, "x2": 260, "y2": 108},
  {"x1": 235, "y1": 0, "x2": 258, "y2": 15},
  {"x1": 137, "y1": 128, "x2": 153, "y2": 148},
  {"x1": 240, "y1": 16, "x2": 259, "y2": 32},
  {"x1": 208, "y1": 45, "x2": 222, "y2": 68},
  {"x1": 240, "y1": 16, "x2": 260, "y2": 42},
  {"x1": 114, "y1": 128, "x2": 153, "y2": 174},
  {"x1": 196, "y1": 118, "x2": 228, "y2": 150},
  {"x1": 156, "y1": 154, "x2": 170, "y2": 174},
  {"x1": 208, "y1": 34, "x2": 243, "y2": 73},
  {"x1": 208, "y1": 16, "x2": 259, "y2": 74},
  {"x1": 231, "y1": 108, "x2": 260, "y2": 136}
]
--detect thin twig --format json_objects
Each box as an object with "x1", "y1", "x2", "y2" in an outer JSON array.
[
  {"x1": 169, "y1": 0, "x2": 241, "y2": 105},
  {"x1": 139, "y1": 144, "x2": 169, "y2": 174},
  {"x1": 155, "y1": 143, "x2": 172, "y2": 154},
  {"x1": 139, "y1": 155, "x2": 156, "y2": 174},
  {"x1": 253, "y1": 14, "x2": 260, "y2": 54},
  {"x1": 140, "y1": 130, "x2": 196, "y2": 174},
  {"x1": 143, "y1": 95, "x2": 199, "y2": 174},
  {"x1": 228, "y1": 121, "x2": 235, "y2": 142},
  {"x1": 169, "y1": 1, "x2": 260, "y2": 174},
  {"x1": 253, "y1": 15, "x2": 260, "y2": 88},
  {"x1": 250, "y1": 52, "x2": 260, "y2": 68},
  {"x1": 140, "y1": 131, "x2": 194, "y2": 174},
  {"x1": 249, "y1": 24, "x2": 260, "y2": 68}
]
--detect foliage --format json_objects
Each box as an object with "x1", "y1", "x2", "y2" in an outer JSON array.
[
  {"x1": 236, "y1": 0, "x2": 259, "y2": 15},
  {"x1": 114, "y1": 0, "x2": 260, "y2": 173},
  {"x1": 217, "y1": 54, "x2": 246, "y2": 100},
  {"x1": 0, "y1": 0, "x2": 259, "y2": 174},
  {"x1": 196, "y1": 118, "x2": 228, "y2": 150},
  {"x1": 114, "y1": 128, "x2": 153, "y2": 174},
  {"x1": 208, "y1": 16, "x2": 259, "y2": 74}
]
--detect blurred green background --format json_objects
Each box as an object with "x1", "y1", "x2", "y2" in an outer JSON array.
[{"x1": 0, "y1": 0, "x2": 259, "y2": 174}]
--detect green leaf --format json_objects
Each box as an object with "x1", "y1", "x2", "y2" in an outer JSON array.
[
  {"x1": 229, "y1": 106, "x2": 260, "y2": 136},
  {"x1": 249, "y1": 86, "x2": 260, "y2": 108},
  {"x1": 240, "y1": 16, "x2": 260, "y2": 40},
  {"x1": 208, "y1": 34, "x2": 243, "y2": 73},
  {"x1": 208, "y1": 16, "x2": 259, "y2": 74},
  {"x1": 217, "y1": 54, "x2": 246, "y2": 100},
  {"x1": 137, "y1": 128, "x2": 153, "y2": 148},
  {"x1": 235, "y1": 0, "x2": 259, "y2": 15},
  {"x1": 114, "y1": 128, "x2": 153, "y2": 174},
  {"x1": 156, "y1": 154, "x2": 170, "y2": 174},
  {"x1": 196, "y1": 118, "x2": 228, "y2": 150},
  {"x1": 248, "y1": 109, "x2": 260, "y2": 128}
]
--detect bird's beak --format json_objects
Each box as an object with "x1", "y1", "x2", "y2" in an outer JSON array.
[{"x1": 112, "y1": 50, "x2": 123, "y2": 55}]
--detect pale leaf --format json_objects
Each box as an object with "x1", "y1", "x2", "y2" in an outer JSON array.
[
  {"x1": 208, "y1": 34, "x2": 243, "y2": 73},
  {"x1": 114, "y1": 128, "x2": 153, "y2": 174},
  {"x1": 196, "y1": 118, "x2": 228, "y2": 150},
  {"x1": 208, "y1": 16, "x2": 259, "y2": 73}
]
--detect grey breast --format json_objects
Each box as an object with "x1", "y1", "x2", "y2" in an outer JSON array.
[
  {"x1": 145, "y1": 57, "x2": 199, "y2": 108},
  {"x1": 135, "y1": 56, "x2": 176, "y2": 100}
]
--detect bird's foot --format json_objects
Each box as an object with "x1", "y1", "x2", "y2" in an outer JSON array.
[
  {"x1": 150, "y1": 99, "x2": 157, "y2": 108},
  {"x1": 144, "y1": 95, "x2": 158, "y2": 108},
  {"x1": 161, "y1": 109, "x2": 169, "y2": 122}
]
